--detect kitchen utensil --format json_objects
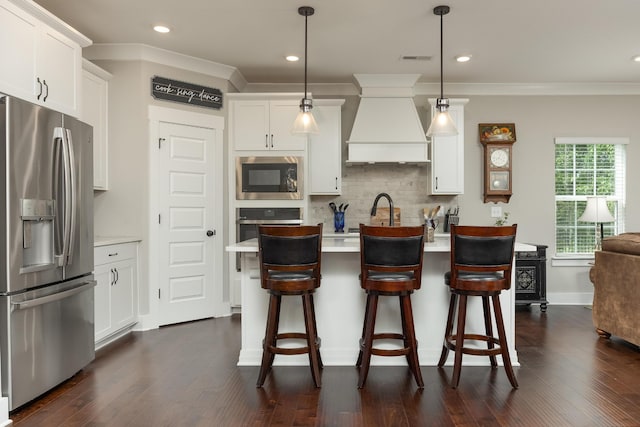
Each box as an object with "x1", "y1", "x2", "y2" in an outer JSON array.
[
  {"x1": 329, "y1": 202, "x2": 337, "y2": 213},
  {"x1": 338, "y1": 203, "x2": 344, "y2": 212},
  {"x1": 343, "y1": 204, "x2": 349, "y2": 212}
]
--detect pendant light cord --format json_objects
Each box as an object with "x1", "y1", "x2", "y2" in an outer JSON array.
[
  {"x1": 304, "y1": 13, "x2": 308, "y2": 99},
  {"x1": 439, "y1": 12, "x2": 443, "y2": 99}
]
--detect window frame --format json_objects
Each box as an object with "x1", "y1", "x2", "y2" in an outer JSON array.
[{"x1": 553, "y1": 137, "x2": 627, "y2": 259}]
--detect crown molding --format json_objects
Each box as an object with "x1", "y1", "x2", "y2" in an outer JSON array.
[
  {"x1": 81, "y1": 43, "x2": 640, "y2": 96},
  {"x1": 414, "y1": 82, "x2": 640, "y2": 96},
  {"x1": 8, "y1": 0, "x2": 91, "y2": 46},
  {"x1": 243, "y1": 82, "x2": 359, "y2": 96},
  {"x1": 83, "y1": 43, "x2": 247, "y2": 91}
]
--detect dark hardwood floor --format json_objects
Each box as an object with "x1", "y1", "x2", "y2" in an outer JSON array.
[{"x1": 10, "y1": 305, "x2": 640, "y2": 426}]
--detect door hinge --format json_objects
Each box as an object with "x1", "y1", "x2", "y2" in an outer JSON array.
[
  {"x1": 158, "y1": 213, "x2": 161, "y2": 224},
  {"x1": 158, "y1": 288, "x2": 161, "y2": 299},
  {"x1": 158, "y1": 137, "x2": 165, "y2": 149}
]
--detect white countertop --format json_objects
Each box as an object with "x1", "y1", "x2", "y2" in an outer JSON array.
[
  {"x1": 94, "y1": 236, "x2": 142, "y2": 247},
  {"x1": 226, "y1": 235, "x2": 536, "y2": 253}
]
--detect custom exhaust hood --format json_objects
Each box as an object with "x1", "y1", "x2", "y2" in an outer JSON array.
[{"x1": 347, "y1": 74, "x2": 429, "y2": 164}]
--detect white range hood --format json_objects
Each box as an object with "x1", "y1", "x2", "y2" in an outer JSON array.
[{"x1": 347, "y1": 74, "x2": 428, "y2": 164}]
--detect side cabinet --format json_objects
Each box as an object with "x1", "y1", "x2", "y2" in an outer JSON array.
[
  {"x1": 81, "y1": 60, "x2": 112, "y2": 190},
  {"x1": 308, "y1": 99, "x2": 345, "y2": 195},
  {"x1": 428, "y1": 99, "x2": 468, "y2": 195},
  {"x1": 94, "y1": 242, "x2": 139, "y2": 348},
  {"x1": 515, "y1": 244, "x2": 549, "y2": 312},
  {"x1": 0, "y1": 0, "x2": 88, "y2": 117}
]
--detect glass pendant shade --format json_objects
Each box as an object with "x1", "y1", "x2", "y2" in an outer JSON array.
[
  {"x1": 428, "y1": 6, "x2": 458, "y2": 138},
  {"x1": 426, "y1": 101, "x2": 458, "y2": 137},
  {"x1": 292, "y1": 6, "x2": 318, "y2": 135},
  {"x1": 292, "y1": 101, "x2": 319, "y2": 134}
]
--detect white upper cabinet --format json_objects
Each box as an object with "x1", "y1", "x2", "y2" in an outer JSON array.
[
  {"x1": 231, "y1": 98, "x2": 307, "y2": 151},
  {"x1": 428, "y1": 99, "x2": 468, "y2": 195},
  {"x1": 309, "y1": 100, "x2": 345, "y2": 195},
  {"x1": 0, "y1": 0, "x2": 89, "y2": 117},
  {"x1": 81, "y1": 60, "x2": 112, "y2": 190}
]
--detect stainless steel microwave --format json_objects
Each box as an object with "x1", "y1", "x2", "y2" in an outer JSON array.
[{"x1": 236, "y1": 156, "x2": 304, "y2": 200}]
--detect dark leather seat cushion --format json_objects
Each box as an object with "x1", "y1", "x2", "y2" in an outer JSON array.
[
  {"x1": 445, "y1": 270, "x2": 504, "y2": 285},
  {"x1": 367, "y1": 271, "x2": 415, "y2": 282},
  {"x1": 268, "y1": 270, "x2": 314, "y2": 281}
]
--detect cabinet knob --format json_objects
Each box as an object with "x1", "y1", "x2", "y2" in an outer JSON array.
[{"x1": 207, "y1": 230, "x2": 215, "y2": 237}]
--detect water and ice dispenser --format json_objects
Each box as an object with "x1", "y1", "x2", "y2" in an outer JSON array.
[{"x1": 20, "y1": 198, "x2": 55, "y2": 272}]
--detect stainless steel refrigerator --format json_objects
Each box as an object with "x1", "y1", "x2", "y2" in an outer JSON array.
[{"x1": 0, "y1": 95, "x2": 95, "y2": 411}]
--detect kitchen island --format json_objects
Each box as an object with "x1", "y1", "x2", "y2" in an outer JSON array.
[{"x1": 227, "y1": 234, "x2": 535, "y2": 367}]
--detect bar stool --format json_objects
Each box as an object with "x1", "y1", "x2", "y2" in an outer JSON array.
[
  {"x1": 256, "y1": 224, "x2": 323, "y2": 388},
  {"x1": 356, "y1": 224, "x2": 426, "y2": 388},
  {"x1": 437, "y1": 224, "x2": 519, "y2": 388}
]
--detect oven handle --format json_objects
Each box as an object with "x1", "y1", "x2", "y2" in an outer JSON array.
[
  {"x1": 11, "y1": 281, "x2": 96, "y2": 310},
  {"x1": 237, "y1": 219, "x2": 304, "y2": 225}
]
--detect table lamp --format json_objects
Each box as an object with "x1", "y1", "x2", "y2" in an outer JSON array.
[{"x1": 578, "y1": 196, "x2": 615, "y2": 251}]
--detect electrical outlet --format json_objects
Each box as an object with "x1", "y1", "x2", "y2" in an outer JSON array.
[{"x1": 491, "y1": 206, "x2": 502, "y2": 218}]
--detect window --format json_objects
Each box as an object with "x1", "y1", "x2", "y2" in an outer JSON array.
[{"x1": 554, "y1": 137, "x2": 626, "y2": 256}]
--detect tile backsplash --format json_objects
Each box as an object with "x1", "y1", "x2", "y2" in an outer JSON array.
[{"x1": 308, "y1": 163, "x2": 457, "y2": 232}]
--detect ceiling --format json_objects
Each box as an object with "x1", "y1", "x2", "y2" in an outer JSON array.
[{"x1": 34, "y1": 0, "x2": 640, "y2": 86}]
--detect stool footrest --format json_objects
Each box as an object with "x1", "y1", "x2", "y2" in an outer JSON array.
[
  {"x1": 359, "y1": 333, "x2": 412, "y2": 357},
  {"x1": 445, "y1": 333, "x2": 502, "y2": 357},
  {"x1": 265, "y1": 332, "x2": 321, "y2": 356}
]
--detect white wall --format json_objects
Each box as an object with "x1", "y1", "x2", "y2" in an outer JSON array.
[
  {"x1": 94, "y1": 59, "x2": 640, "y2": 309},
  {"x1": 308, "y1": 93, "x2": 640, "y2": 304},
  {"x1": 92, "y1": 59, "x2": 233, "y2": 317}
]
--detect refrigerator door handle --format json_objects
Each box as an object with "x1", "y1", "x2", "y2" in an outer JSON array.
[
  {"x1": 64, "y1": 128, "x2": 77, "y2": 265},
  {"x1": 52, "y1": 127, "x2": 73, "y2": 267},
  {"x1": 52, "y1": 128, "x2": 67, "y2": 266},
  {"x1": 11, "y1": 280, "x2": 96, "y2": 310}
]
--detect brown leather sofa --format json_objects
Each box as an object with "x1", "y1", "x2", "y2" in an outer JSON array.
[{"x1": 589, "y1": 232, "x2": 640, "y2": 347}]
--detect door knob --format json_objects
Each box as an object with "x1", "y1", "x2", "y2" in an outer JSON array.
[{"x1": 207, "y1": 230, "x2": 215, "y2": 237}]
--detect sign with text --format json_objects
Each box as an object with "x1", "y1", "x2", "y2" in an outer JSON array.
[{"x1": 151, "y1": 76, "x2": 223, "y2": 109}]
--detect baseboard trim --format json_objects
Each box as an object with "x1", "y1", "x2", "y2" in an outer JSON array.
[{"x1": 547, "y1": 292, "x2": 594, "y2": 306}]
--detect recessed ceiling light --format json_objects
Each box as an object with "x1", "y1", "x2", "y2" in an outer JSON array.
[
  {"x1": 456, "y1": 55, "x2": 472, "y2": 63},
  {"x1": 286, "y1": 55, "x2": 300, "y2": 62},
  {"x1": 632, "y1": 55, "x2": 640, "y2": 62},
  {"x1": 153, "y1": 25, "x2": 170, "y2": 34}
]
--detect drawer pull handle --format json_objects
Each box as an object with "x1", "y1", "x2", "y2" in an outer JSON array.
[{"x1": 108, "y1": 252, "x2": 118, "y2": 257}]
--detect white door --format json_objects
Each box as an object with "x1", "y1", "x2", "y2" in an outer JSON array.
[{"x1": 157, "y1": 121, "x2": 218, "y2": 326}]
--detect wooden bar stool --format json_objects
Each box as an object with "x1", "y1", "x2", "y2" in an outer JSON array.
[
  {"x1": 256, "y1": 224, "x2": 323, "y2": 388},
  {"x1": 356, "y1": 224, "x2": 426, "y2": 388},
  {"x1": 437, "y1": 224, "x2": 519, "y2": 389}
]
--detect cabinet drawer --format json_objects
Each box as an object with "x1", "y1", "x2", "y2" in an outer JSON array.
[{"x1": 95, "y1": 243, "x2": 137, "y2": 266}]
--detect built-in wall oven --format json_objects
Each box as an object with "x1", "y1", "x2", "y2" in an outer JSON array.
[
  {"x1": 236, "y1": 207, "x2": 303, "y2": 270},
  {"x1": 236, "y1": 156, "x2": 303, "y2": 200}
]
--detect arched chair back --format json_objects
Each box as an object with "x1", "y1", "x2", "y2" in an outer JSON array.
[
  {"x1": 356, "y1": 224, "x2": 426, "y2": 388},
  {"x1": 438, "y1": 224, "x2": 519, "y2": 389},
  {"x1": 256, "y1": 224, "x2": 323, "y2": 388}
]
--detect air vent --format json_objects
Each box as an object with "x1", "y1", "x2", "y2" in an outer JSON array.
[{"x1": 401, "y1": 55, "x2": 432, "y2": 61}]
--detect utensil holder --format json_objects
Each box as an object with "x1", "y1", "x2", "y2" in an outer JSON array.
[{"x1": 334, "y1": 212, "x2": 345, "y2": 233}]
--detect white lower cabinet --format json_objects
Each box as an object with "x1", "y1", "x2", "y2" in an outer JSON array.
[{"x1": 94, "y1": 242, "x2": 138, "y2": 347}]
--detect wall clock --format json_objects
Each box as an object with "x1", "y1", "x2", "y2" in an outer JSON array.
[{"x1": 479, "y1": 123, "x2": 516, "y2": 203}]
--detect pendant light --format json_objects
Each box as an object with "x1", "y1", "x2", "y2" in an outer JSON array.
[
  {"x1": 292, "y1": 6, "x2": 319, "y2": 134},
  {"x1": 426, "y1": 5, "x2": 458, "y2": 137}
]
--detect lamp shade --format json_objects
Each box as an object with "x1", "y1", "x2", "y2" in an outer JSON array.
[
  {"x1": 426, "y1": 107, "x2": 458, "y2": 137},
  {"x1": 291, "y1": 108, "x2": 319, "y2": 134},
  {"x1": 578, "y1": 196, "x2": 615, "y2": 223}
]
